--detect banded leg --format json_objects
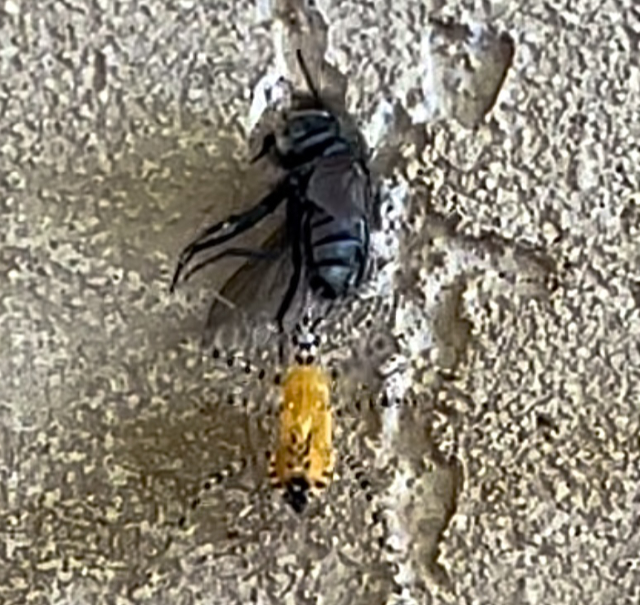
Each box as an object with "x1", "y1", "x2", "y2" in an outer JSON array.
[{"x1": 274, "y1": 199, "x2": 306, "y2": 333}]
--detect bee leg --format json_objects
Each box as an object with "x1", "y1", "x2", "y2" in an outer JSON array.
[
  {"x1": 170, "y1": 181, "x2": 288, "y2": 292},
  {"x1": 275, "y1": 202, "x2": 305, "y2": 332},
  {"x1": 181, "y1": 247, "x2": 281, "y2": 284},
  {"x1": 250, "y1": 133, "x2": 277, "y2": 164},
  {"x1": 370, "y1": 185, "x2": 384, "y2": 231},
  {"x1": 355, "y1": 224, "x2": 370, "y2": 286}
]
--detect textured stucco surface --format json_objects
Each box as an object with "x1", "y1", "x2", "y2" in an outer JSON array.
[{"x1": 1, "y1": 1, "x2": 639, "y2": 604}]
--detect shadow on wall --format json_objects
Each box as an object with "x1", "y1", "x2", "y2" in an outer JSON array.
[{"x1": 0, "y1": 89, "x2": 287, "y2": 598}]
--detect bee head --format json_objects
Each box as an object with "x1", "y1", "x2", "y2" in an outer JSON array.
[{"x1": 283, "y1": 475, "x2": 311, "y2": 513}]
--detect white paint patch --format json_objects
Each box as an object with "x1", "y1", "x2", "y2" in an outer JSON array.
[
  {"x1": 467, "y1": 21, "x2": 485, "y2": 47},
  {"x1": 380, "y1": 355, "x2": 410, "y2": 444},
  {"x1": 364, "y1": 177, "x2": 433, "y2": 596},
  {"x1": 246, "y1": 71, "x2": 289, "y2": 135},
  {"x1": 254, "y1": 0, "x2": 272, "y2": 22},
  {"x1": 396, "y1": 300, "x2": 434, "y2": 355},
  {"x1": 272, "y1": 19, "x2": 290, "y2": 77},
  {"x1": 4, "y1": 0, "x2": 20, "y2": 16},
  {"x1": 245, "y1": 11, "x2": 300, "y2": 136},
  {"x1": 360, "y1": 179, "x2": 409, "y2": 301},
  {"x1": 380, "y1": 456, "x2": 423, "y2": 598},
  {"x1": 417, "y1": 30, "x2": 441, "y2": 124},
  {"x1": 363, "y1": 98, "x2": 396, "y2": 150}
]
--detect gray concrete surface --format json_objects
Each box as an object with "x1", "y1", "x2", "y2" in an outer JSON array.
[{"x1": 1, "y1": 0, "x2": 639, "y2": 604}]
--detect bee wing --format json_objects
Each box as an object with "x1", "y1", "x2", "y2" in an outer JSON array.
[
  {"x1": 202, "y1": 223, "x2": 310, "y2": 353},
  {"x1": 306, "y1": 155, "x2": 371, "y2": 221}
]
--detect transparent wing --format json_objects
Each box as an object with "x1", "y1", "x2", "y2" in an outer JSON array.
[{"x1": 202, "y1": 222, "x2": 311, "y2": 356}]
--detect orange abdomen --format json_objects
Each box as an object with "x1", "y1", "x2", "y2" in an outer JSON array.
[{"x1": 269, "y1": 365, "x2": 335, "y2": 511}]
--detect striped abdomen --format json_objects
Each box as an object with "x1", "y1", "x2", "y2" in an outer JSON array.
[{"x1": 305, "y1": 208, "x2": 369, "y2": 300}]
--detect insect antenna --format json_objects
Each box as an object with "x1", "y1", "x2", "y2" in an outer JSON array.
[{"x1": 295, "y1": 48, "x2": 322, "y2": 104}]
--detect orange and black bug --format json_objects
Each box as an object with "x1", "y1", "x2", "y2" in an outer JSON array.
[
  {"x1": 179, "y1": 320, "x2": 387, "y2": 521},
  {"x1": 268, "y1": 362, "x2": 335, "y2": 513},
  {"x1": 257, "y1": 321, "x2": 337, "y2": 513},
  {"x1": 265, "y1": 321, "x2": 390, "y2": 512}
]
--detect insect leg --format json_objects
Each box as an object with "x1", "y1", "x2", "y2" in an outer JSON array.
[
  {"x1": 250, "y1": 133, "x2": 277, "y2": 164},
  {"x1": 170, "y1": 180, "x2": 288, "y2": 292},
  {"x1": 355, "y1": 222, "x2": 370, "y2": 285},
  {"x1": 274, "y1": 201, "x2": 305, "y2": 333},
  {"x1": 177, "y1": 457, "x2": 250, "y2": 529},
  {"x1": 181, "y1": 247, "x2": 281, "y2": 284},
  {"x1": 342, "y1": 454, "x2": 376, "y2": 502}
]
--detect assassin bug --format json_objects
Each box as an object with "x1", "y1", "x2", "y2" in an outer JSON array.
[
  {"x1": 267, "y1": 325, "x2": 334, "y2": 513},
  {"x1": 169, "y1": 49, "x2": 375, "y2": 333},
  {"x1": 181, "y1": 319, "x2": 383, "y2": 518}
]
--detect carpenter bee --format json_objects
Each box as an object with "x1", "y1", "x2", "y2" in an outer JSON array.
[{"x1": 169, "y1": 49, "x2": 375, "y2": 335}]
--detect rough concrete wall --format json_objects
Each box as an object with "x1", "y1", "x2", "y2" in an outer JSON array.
[{"x1": 1, "y1": 0, "x2": 639, "y2": 604}]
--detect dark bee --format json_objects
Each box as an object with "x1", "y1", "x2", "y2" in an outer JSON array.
[{"x1": 169, "y1": 49, "x2": 375, "y2": 332}]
